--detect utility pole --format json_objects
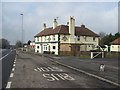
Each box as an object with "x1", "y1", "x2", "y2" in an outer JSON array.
[{"x1": 20, "y1": 13, "x2": 24, "y2": 48}]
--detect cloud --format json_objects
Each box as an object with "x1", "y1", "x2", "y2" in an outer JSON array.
[
  {"x1": 2, "y1": 0, "x2": 120, "y2": 2},
  {"x1": 2, "y1": 2, "x2": 118, "y2": 44}
]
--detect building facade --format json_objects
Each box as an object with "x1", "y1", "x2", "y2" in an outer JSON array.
[
  {"x1": 110, "y1": 37, "x2": 120, "y2": 52},
  {"x1": 34, "y1": 16, "x2": 99, "y2": 55}
]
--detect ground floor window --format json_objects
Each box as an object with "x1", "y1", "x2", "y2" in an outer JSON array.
[
  {"x1": 53, "y1": 46, "x2": 56, "y2": 49},
  {"x1": 44, "y1": 45, "x2": 48, "y2": 51},
  {"x1": 37, "y1": 46, "x2": 39, "y2": 49}
]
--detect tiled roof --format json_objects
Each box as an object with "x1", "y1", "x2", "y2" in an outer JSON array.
[
  {"x1": 35, "y1": 25, "x2": 99, "y2": 37},
  {"x1": 110, "y1": 37, "x2": 120, "y2": 45}
]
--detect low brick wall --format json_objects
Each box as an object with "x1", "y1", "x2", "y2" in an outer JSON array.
[{"x1": 59, "y1": 51, "x2": 91, "y2": 56}]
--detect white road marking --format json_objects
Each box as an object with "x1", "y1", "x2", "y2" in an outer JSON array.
[
  {"x1": 10, "y1": 73, "x2": 14, "y2": 78},
  {"x1": 12, "y1": 68, "x2": 15, "y2": 72},
  {"x1": 37, "y1": 67, "x2": 42, "y2": 71},
  {"x1": 34, "y1": 69, "x2": 38, "y2": 71},
  {"x1": 0, "y1": 50, "x2": 12, "y2": 61},
  {"x1": 6, "y1": 81, "x2": 12, "y2": 88},
  {"x1": 42, "y1": 73, "x2": 75, "y2": 81},
  {"x1": 14, "y1": 61, "x2": 16, "y2": 64},
  {"x1": 55, "y1": 61, "x2": 120, "y2": 87},
  {"x1": 13, "y1": 64, "x2": 15, "y2": 67}
]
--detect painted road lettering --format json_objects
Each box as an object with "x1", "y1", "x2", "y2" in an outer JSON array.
[
  {"x1": 43, "y1": 73, "x2": 75, "y2": 81},
  {"x1": 36, "y1": 67, "x2": 63, "y2": 72},
  {"x1": 35, "y1": 66, "x2": 75, "y2": 81}
]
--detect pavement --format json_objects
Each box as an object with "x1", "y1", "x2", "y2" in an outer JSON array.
[{"x1": 7, "y1": 51, "x2": 119, "y2": 88}]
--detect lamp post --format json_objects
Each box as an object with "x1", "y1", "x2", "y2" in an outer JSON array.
[{"x1": 20, "y1": 13, "x2": 23, "y2": 48}]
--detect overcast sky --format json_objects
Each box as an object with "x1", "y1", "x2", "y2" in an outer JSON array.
[{"x1": 1, "y1": 0, "x2": 119, "y2": 45}]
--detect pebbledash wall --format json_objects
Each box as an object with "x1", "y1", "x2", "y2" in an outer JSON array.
[
  {"x1": 111, "y1": 45, "x2": 120, "y2": 52},
  {"x1": 34, "y1": 16, "x2": 99, "y2": 55}
]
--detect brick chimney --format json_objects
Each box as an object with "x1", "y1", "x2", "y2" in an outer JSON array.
[
  {"x1": 69, "y1": 16, "x2": 75, "y2": 35},
  {"x1": 53, "y1": 19, "x2": 58, "y2": 29},
  {"x1": 69, "y1": 16, "x2": 75, "y2": 43}
]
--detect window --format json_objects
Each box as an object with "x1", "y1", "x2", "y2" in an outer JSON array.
[
  {"x1": 62, "y1": 35, "x2": 67, "y2": 41},
  {"x1": 53, "y1": 35, "x2": 55, "y2": 41},
  {"x1": 77, "y1": 36, "x2": 80, "y2": 41},
  {"x1": 44, "y1": 45, "x2": 47, "y2": 51},
  {"x1": 53, "y1": 46, "x2": 56, "y2": 49},
  {"x1": 84, "y1": 36, "x2": 87, "y2": 41},
  {"x1": 47, "y1": 36, "x2": 51, "y2": 42},
  {"x1": 37, "y1": 37, "x2": 39, "y2": 41},
  {"x1": 45, "y1": 36, "x2": 46, "y2": 41},
  {"x1": 93, "y1": 37, "x2": 95, "y2": 41},
  {"x1": 41, "y1": 37, "x2": 42, "y2": 42},
  {"x1": 37, "y1": 46, "x2": 39, "y2": 49}
]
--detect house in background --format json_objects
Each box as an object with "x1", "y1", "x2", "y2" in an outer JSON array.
[
  {"x1": 34, "y1": 16, "x2": 99, "y2": 55},
  {"x1": 110, "y1": 37, "x2": 120, "y2": 52},
  {"x1": 23, "y1": 41, "x2": 35, "y2": 52}
]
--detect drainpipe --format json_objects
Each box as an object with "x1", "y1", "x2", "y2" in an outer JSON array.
[{"x1": 58, "y1": 33, "x2": 60, "y2": 55}]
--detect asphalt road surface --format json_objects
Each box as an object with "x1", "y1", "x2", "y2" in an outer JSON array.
[
  {"x1": 7, "y1": 51, "x2": 119, "y2": 89},
  {"x1": 49, "y1": 56, "x2": 119, "y2": 85},
  {"x1": 1, "y1": 49, "x2": 16, "y2": 89}
]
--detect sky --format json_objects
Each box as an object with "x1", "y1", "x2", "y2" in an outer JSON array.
[{"x1": 0, "y1": 0, "x2": 119, "y2": 45}]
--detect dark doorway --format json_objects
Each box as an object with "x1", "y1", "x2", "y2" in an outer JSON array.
[{"x1": 71, "y1": 45, "x2": 80, "y2": 56}]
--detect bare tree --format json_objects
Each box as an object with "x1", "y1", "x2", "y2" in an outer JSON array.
[
  {"x1": 15, "y1": 40, "x2": 23, "y2": 48},
  {"x1": 99, "y1": 32, "x2": 106, "y2": 38}
]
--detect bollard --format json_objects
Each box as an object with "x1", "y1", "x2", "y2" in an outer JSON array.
[{"x1": 99, "y1": 64, "x2": 105, "y2": 71}]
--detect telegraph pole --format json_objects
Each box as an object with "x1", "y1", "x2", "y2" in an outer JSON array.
[{"x1": 20, "y1": 13, "x2": 24, "y2": 48}]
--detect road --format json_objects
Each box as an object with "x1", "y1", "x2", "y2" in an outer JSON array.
[
  {"x1": 7, "y1": 51, "x2": 119, "y2": 89},
  {"x1": 0, "y1": 49, "x2": 16, "y2": 89},
  {"x1": 48, "y1": 56, "x2": 119, "y2": 86}
]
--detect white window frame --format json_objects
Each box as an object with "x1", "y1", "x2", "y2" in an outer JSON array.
[{"x1": 53, "y1": 35, "x2": 55, "y2": 41}]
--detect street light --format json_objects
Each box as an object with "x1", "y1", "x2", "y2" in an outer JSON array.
[{"x1": 20, "y1": 13, "x2": 23, "y2": 48}]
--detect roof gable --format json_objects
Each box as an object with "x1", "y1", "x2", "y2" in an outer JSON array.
[{"x1": 111, "y1": 37, "x2": 120, "y2": 45}]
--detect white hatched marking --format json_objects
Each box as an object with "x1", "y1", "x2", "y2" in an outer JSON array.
[
  {"x1": 34, "y1": 69, "x2": 38, "y2": 71},
  {"x1": 6, "y1": 82, "x2": 12, "y2": 88}
]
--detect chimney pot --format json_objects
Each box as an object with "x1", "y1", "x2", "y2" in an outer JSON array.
[
  {"x1": 53, "y1": 18, "x2": 58, "y2": 29},
  {"x1": 81, "y1": 24, "x2": 85, "y2": 28},
  {"x1": 67, "y1": 22, "x2": 69, "y2": 25}
]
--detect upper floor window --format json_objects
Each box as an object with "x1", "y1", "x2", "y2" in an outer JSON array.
[
  {"x1": 47, "y1": 36, "x2": 51, "y2": 42},
  {"x1": 84, "y1": 36, "x2": 87, "y2": 41},
  {"x1": 93, "y1": 37, "x2": 96, "y2": 41},
  {"x1": 77, "y1": 36, "x2": 80, "y2": 41},
  {"x1": 62, "y1": 35, "x2": 67, "y2": 41},
  {"x1": 45, "y1": 36, "x2": 47, "y2": 41},
  {"x1": 37, "y1": 37, "x2": 39, "y2": 41},
  {"x1": 53, "y1": 35, "x2": 55, "y2": 41},
  {"x1": 41, "y1": 37, "x2": 42, "y2": 42}
]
